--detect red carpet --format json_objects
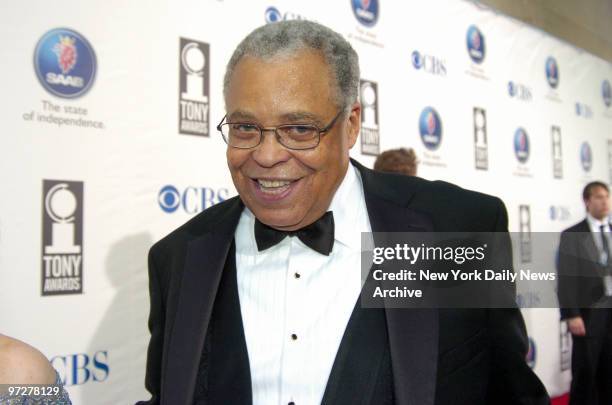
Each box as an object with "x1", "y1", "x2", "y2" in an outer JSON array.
[{"x1": 552, "y1": 393, "x2": 569, "y2": 405}]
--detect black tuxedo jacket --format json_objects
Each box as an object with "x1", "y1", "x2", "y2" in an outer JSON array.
[
  {"x1": 557, "y1": 219, "x2": 610, "y2": 324},
  {"x1": 137, "y1": 160, "x2": 549, "y2": 405}
]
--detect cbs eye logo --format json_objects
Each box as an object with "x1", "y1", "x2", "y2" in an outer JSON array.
[{"x1": 158, "y1": 185, "x2": 181, "y2": 213}]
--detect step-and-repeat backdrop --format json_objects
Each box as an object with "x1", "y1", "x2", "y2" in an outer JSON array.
[{"x1": 1, "y1": 0, "x2": 612, "y2": 403}]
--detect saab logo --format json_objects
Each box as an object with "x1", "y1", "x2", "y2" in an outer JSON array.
[
  {"x1": 50, "y1": 350, "x2": 109, "y2": 386},
  {"x1": 551, "y1": 126, "x2": 562, "y2": 179},
  {"x1": 560, "y1": 321, "x2": 571, "y2": 371},
  {"x1": 360, "y1": 80, "x2": 380, "y2": 155},
  {"x1": 34, "y1": 28, "x2": 96, "y2": 98},
  {"x1": 179, "y1": 38, "x2": 210, "y2": 136},
  {"x1": 603, "y1": 80, "x2": 611, "y2": 107},
  {"x1": 513, "y1": 128, "x2": 529, "y2": 164},
  {"x1": 466, "y1": 25, "x2": 485, "y2": 64},
  {"x1": 41, "y1": 180, "x2": 83, "y2": 296},
  {"x1": 550, "y1": 205, "x2": 570, "y2": 221},
  {"x1": 526, "y1": 337, "x2": 537, "y2": 368},
  {"x1": 519, "y1": 205, "x2": 532, "y2": 263},
  {"x1": 351, "y1": 0, "x2": 379, "y2": 27},
  {"x1": 411, "y1": 50, "x2": 446, "y2": 76},
  {"x1": 419, "y1": 107, "x2": 442, "y2": 151},
  {"x1": 473, "y1": 107, "x2": 488, "y2": 170},
  {"x1": 507, "y1": 81, "x2": 532, "y2": 101},
  {"x1": 575, "y1": 102, "x2": 593, "y2": 118},
  {"x1": 158, "y1": 185, "x2": 229, "y2": 214},
  {"x1": 581, "y1": 142, "x2": 592, "y2": 172},
  {"x1": 545, "y1": 57, "x2": 559, "y2": 89},
  {"x1": 264, "y1": 6, "x2": 306, "y2": 23}
]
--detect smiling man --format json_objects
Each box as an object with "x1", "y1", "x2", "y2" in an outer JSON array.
[
  {"x1": 221, "y1": 46, "x2": 357, "y2": 231},
  {"x1": 137, "y1": 20, "x2": 549, "y2": 405}
]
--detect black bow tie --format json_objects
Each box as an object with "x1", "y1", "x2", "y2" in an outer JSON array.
[{"x1": 254, "y1": 211, "x2": 335, "y2": 256}]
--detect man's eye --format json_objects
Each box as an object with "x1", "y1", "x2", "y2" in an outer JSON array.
[
  {"x1": 284, "y1": 125, "x2": 316, "y2": 136},
  {"x1": 232, "y1": 124, "x2": 258, "y2": 133}
]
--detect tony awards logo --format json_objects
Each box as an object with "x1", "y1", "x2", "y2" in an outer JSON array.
[
  {"x1": 41, "y1": 180, "x2": 83, "y2": 295},
  {"x1": 473, "y1": 107, "x2": 488, "y2": 170},
  {"x1": 519, "y1": 205, "x2": 532, "y2": 263},
  {"x1": 551, "y1": 126, "x2": 562, "y2": 179},
  {"x1": 179, "y1": 38, "x2": 210, "y2": 136},
  {"x1": 360, "y1": 79, "x2": 380, "y2": 155}
]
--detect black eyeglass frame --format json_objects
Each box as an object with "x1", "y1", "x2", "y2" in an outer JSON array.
[{"x1": 216, "y1": 110, "x2": 345, "y2": 150}]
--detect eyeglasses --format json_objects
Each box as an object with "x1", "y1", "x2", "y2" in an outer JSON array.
[{"x1": 216, "y1": 110, "x2": 344, "y2": 150}]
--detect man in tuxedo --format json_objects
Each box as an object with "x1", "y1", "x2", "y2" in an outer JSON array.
[
  {"x1": 558, "y1": 181, "x2": 612, "y2": 405},
  {"x1": 138, "y1": 20, "x2": 548, "y2": 405}
]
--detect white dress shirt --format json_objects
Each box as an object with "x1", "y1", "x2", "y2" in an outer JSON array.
[
  {"x1": 586, "y1": 213, "x2": 611, "y2": 264},
  {"x1": 234, "y1": 163, "x2": 372, "y2": 405},
  {"x1": 586, "y1": 213, "x2": 612, "y2": 296}
]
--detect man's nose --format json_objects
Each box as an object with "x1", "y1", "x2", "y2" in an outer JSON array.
[{"x1": 251, "y1": 129, "x2": 291, "y2": 167}]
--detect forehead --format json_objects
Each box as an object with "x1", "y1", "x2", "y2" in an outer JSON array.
[
  {"x1": 225, "y1": 49, "x2": 336, "y2": 119},
  {"x1": 590, "y1": 186, "x2": 609, "y2": 197}
]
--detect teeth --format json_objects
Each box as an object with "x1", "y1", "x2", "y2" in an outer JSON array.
[{"x1": 258, "y1": 179, "x2": 292, "y2": 188}]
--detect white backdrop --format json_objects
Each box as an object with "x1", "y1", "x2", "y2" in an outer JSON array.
[{"x1": 1, "y1": 0, "x2": 612, "y2": 403}]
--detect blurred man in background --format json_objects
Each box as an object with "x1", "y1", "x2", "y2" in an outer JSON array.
[
  {"x1": 374, "y1": 147, "x2": 419, "y2": 176},
  {"x1": 557, "y1": 181, "x2": 612, "y2": 405}
]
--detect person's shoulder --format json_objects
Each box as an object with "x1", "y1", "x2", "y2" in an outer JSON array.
[
  {"x1": 421, "y1": 178, "x2": 503, "y2": 226},
  {"x1": 424, "y1": 177, "x2": 501, "y2": 206},
  {"x1": 0, "y1": 335, "x2": 56, "y2": 385},
  {"x1": 379, "y1": 170, "x2": 502, "y2": 215},
  {"x1": 562, "y1": 219, "x2": 588, "y2": 234},
  {"x1": 150, "y1": 195, "x2": 242, "y2": 256},
  {"x1": 362, "y1": 165, "x2": 504, "y2": 230},
  {"x1": 363, "y1": 164, "x2": 501, "y2": 208}
]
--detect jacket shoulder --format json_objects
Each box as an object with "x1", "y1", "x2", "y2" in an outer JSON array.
[
  {"x1": 424, "y1": 179, "x2": 504, "y2": 229},
  {"x1": 360, "y1": 163, "x2": 505, "y2": 231},
  {"x1": 426, "y1": 178, "x2": 502, "y2": 208},
  {"x1": 365, "y1": 167, "x2": 502, "y2": 211},
  {"x1": 150, "y1": 196, "x2": 241, "y2": 256},
  {"x1": 393, "y1": 173, "x2": 504, "y2": 228},
  {"x1": 562, "y1": 219, "x2": 588, "y2": 233}
]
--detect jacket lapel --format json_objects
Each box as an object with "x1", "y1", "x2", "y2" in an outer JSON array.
[
  {"x1": 355, "y1": 160, "x2": 439, "y2": 405},
  {"x1": 162, "y1": 197, "x2": 244, "y2": 405},
  {"x1": 577, "y1": 219, "x2": 600, "y2": 264}
]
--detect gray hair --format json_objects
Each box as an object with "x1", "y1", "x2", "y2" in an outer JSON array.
[{"x1": 223, "y1": 20, "x2": 360, "y2": 110}]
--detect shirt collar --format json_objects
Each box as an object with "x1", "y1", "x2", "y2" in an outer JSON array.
[
  {"x1": 587, "y1": 213, "x2": 610, "y2": 229},
  {"x1": 327, "y1": 162, "x2": 371, "y2": 250}
]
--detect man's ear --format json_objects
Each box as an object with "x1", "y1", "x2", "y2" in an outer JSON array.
[{"x1": 346, "y1": 102, "x2": 361, "y2": 149}]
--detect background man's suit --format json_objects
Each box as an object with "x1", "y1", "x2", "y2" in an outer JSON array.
[
  {"x1": 137, "y1": 160, "x2": 548, "y2": 405},
  {"x1": 558, "y1": 219, "x2": 612, "y2": 405}
]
